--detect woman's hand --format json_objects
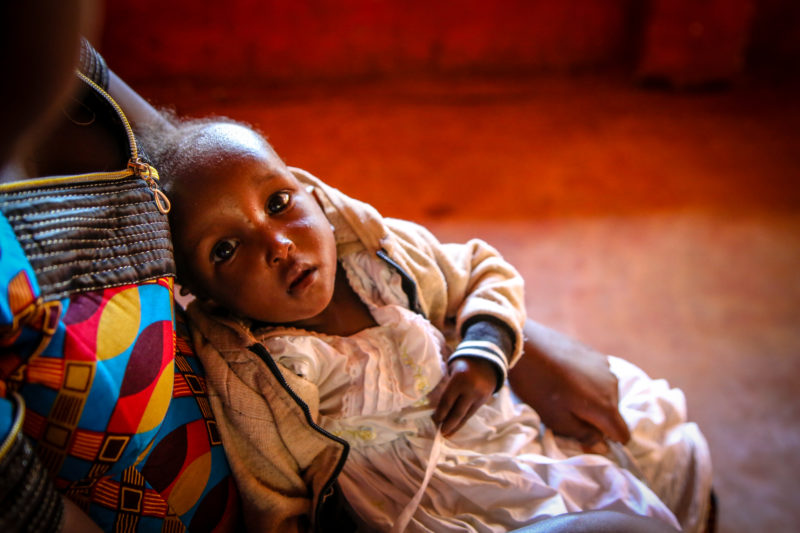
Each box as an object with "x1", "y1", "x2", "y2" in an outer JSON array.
[
  {"x1": 508, "y1": 319, "x2": 630, "y2": 451},
  {"x1": 432, "y1": 357, "x2": 496, "y2": 436}
]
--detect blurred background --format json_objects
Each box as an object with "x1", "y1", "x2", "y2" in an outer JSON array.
[{"x1": 98, "y1": 1, "x2": 799, "y2": 531}]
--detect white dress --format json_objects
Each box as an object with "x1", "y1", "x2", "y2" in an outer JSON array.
[{"x1": 264, "y1": 252, "x2": 708, "y2": 532}]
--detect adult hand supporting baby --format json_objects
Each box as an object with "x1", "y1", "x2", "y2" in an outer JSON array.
[
  {"x1": 508, "y1": 319, "x2": 631, "y2": 449},
  {"x1": 432, "y1": 357, "x2": 496, "y2": 436}
]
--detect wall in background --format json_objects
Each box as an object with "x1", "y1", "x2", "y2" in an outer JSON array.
[
  {"x1": 748, "y1": 0, "x2": 800, "y2": 71},
  {"x1": 100, "y1": 0, "x2": 799, "y2": 85}
]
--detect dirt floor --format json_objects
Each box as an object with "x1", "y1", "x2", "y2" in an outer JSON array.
[{"x1": 143, "y1": 72, "x2": 800, "y2": 532}]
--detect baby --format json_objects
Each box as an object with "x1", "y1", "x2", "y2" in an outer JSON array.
[{"x1": 145, "y1": 118, "x2": 705, "y2": 533}]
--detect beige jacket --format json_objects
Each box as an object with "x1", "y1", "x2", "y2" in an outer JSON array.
[{"x1": 187, "y1": 168, "x2": 525, "y2": 532}]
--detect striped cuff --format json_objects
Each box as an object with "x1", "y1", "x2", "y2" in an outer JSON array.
[{"x1": 448, "y1": 340, "x2": 507, "y2": 391}]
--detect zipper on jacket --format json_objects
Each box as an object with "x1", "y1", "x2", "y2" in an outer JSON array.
[
  {"x1": 375, "y1": 249, "x2": 425, "y2": 317},
  {"x1": 247, "y1": 342, "x2": 350, "y2": 533},
  {"x1": 127, "y1": 157, "x2": 171, "y2": 214},
  {"x1": 77, "y1": 71, "x2": 171, "y2": 215},
  {"x1": 0, "y1": 72, "x2": 170, "y2": 215},
  {"x1": 77, "y1": 71, "x2": 140, "y2": 163}
]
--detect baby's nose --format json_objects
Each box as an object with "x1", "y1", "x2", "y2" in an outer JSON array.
[{"x1": 267, "y1": 234, "x2": 293, "y2": 264}]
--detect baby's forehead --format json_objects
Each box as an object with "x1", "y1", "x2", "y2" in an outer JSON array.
[
  {"x1": 177, "y1": 123, "x2": 286, "y2": 182},
  {"x1": 190, "y1": 123, "x2": 270, "y2": 156},
  {"x1": 173, "y1": 124, "x2": 293, "y2": 192}
]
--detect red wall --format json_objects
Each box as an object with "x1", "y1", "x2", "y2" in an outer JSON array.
[
  {"x1": 100, "y1": 0, "x2": 639, "y2": 83},
  {"x1": 749, "y1": 0, "x2": 800, "y2": 70},
  {"x1": 99, "y1": 0, "x2": 798, "y2": 85}
]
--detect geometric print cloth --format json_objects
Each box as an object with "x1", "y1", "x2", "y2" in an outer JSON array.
[{"x1": 0, "y1": 211, "x2": 242, "y2": 531}]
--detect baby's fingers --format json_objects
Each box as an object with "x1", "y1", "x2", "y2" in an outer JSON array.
[
  {"x1": 433, "y1": 384, "x2": 484, "y2": 436},
  {"x1": 432, "y1": 386, "x2": 472, "y2": 436},
  {"x1": 439, "y1": 396, "x2": 476, "y2": 436},
  {"x1": 431, "y1": 389, "x2": 456, "y2": 428}
]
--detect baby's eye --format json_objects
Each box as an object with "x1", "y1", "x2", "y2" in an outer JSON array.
[
  {"x1": 211, "y1": 239, "x2": 238, "y2": 263},
  {"x1": 267, "y1": 191, "x2": 291, "y2": 214}
]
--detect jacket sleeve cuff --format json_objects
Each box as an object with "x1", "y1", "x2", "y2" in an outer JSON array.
[{"x1": 449, "y1": 316, "x2": 515, "y2": 392}]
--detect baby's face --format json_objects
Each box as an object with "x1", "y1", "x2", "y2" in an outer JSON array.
[{"x1": 170, "y1": 124, "x2": 337, "y2": 326}]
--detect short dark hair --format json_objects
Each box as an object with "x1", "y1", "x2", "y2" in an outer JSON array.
[{"x1": 135, "y1": 110, "x2": 263, "y2": 196}]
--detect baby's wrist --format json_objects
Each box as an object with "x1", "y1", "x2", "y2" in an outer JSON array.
[{"x1": 448, "y1": 343, "x2": 505, "y2": 392}]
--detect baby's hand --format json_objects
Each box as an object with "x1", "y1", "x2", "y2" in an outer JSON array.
[{"x1": 432, "y1": 358, "x2": 496, "y2": 436}]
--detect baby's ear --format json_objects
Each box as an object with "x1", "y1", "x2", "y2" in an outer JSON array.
[{"x1": 178, "y1": 285, "x2": 192, "y2": 297}]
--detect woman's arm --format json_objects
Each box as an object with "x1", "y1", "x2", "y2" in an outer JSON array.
[
  {"x1": 108, "y1": 71, "x2": 176, "y2": 134},
  {"x1": 508, "y1": 319, "x2": 631, "y2": 448}
]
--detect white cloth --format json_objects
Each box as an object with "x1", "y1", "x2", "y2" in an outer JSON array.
[{"x1": 263, "y1": 252, "x2": 698, "y2": 532}]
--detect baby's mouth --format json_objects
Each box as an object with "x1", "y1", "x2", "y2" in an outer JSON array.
[{"x1": 288, "y1": 266, "x2": 315, "y2": 293}]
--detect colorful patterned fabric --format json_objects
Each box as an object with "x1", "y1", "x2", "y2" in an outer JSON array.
[
  {"x1": 0, "y1": 74, "x2": 241, "y2": 532},
  {"x1": 0, "y1": 209, "x2": 240, "y2": 532}
]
